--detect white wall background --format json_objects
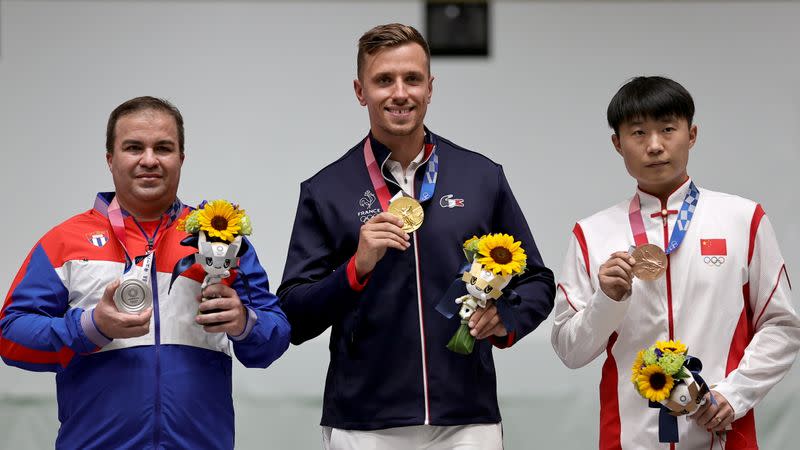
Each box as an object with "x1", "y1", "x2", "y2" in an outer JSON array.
[{"x1": 1, "y1": 0, "x2": 798, "y2": 448}]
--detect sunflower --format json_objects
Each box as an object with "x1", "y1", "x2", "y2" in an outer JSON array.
[
  {"x1": 636, "y1": 364, "x2": 674, "y2": 402},
  {"x1": 476, "y1": 233, "x2": 527, "y2": 276},
  {"x1": 656, "y1": 340, "x2": 687, "y2": 355},
  {"x1": 197, "y1": 200, "x2": 244, "y2": 242},
  {"x1": 631, "y1": 350, "x2": 645, "y2": 383}
]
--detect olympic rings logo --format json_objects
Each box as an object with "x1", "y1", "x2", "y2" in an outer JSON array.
[{"x1": 704, "y1": 256, "x2": 726, "y2": 266}]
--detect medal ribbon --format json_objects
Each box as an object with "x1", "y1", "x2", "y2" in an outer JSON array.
[
  {"x1": 108, "y1": 196, "x2": 176, "y2": 273},
  {"x1": 628, "y1": 181, "x2": 700, "y2": 254},
  {"x1": 363, "y1": 134, "x2": 438, "y2": 211}
]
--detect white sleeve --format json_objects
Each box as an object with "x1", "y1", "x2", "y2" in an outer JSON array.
[
  {"x1": 551, "y1": 227, "x2": 631, "y2": 369},
  {"x1": 714, "y1": 214, "x2": 800, "y2": 420}
]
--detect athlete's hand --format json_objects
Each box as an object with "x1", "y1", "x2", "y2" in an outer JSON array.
[
  {"x1": 692, "y1": 390, "x2": 735, "y2": 433},
  {"x1": 196, "y1": 283, "x2": 248, "y2": 335},
  {"x1": 599, "y1": 251, "x2": 636, "y2": 301},
  {"x1": 354, "y1": 212, "x2": 410, "y2": 279},
  {"x1": 468, "y1": 304, "x2": 508, "y2": 340},
  {"x1": 94, "y1": 279, "x2": 152, "y2": 339}
]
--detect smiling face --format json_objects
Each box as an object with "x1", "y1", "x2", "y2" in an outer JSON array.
[
  {"x1": 612, "y1": 116, "x2": 697, "y2": 198},
  {"x1": 106, "y1": 109, "x2": 184, "y2": 220},
  {"x1": 354, "y1": 42, "x2": 433, "y2": 146}
]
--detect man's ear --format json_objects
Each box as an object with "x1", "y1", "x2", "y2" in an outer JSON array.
[
  {"x1": 688, "y1": 124, "x2": 698, "y2": 150},
  {"x1": 612, "y1": 134, "x2": 623, "y2": 156},
  {"x1": 354, "y1": 79, "x2": 367, "y2": 106}
]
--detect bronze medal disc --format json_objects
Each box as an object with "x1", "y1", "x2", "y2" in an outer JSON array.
[
  {"x1": 631, "y1": 243, "x2": 668, "y2": 281},
  {"x1": 388, "y1": 197, "x2": 424, "y2": 233}
]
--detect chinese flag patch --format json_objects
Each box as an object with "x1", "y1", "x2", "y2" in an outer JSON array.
[{"x1": 701, "y1": 239, "x2": 727, "y2": 255}]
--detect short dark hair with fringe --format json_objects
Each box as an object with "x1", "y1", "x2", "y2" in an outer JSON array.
[{"x1": 607, "y1": 76, "x2": 695, "y2": 135}]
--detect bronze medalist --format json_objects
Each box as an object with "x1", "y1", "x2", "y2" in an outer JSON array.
[
  {"x1": 631, "y1": 244, "x2": 668, "y2": 281},
  {"x1": 388, "y1": 197, "x2": 424, "y2": 233}
]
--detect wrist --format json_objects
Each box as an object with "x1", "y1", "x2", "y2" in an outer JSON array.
[{"x1": 354, "y1": 256, "x2": 372, "y2": 281}]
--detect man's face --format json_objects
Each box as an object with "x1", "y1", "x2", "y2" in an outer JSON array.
[
  {"x1": 106, "y1": 109, "x2": 184, "y2": 218},
  {"x1": 354, "y1": 43, "x2": 433, "y2": 143},
  {"x1": 612, "y1": 116, "x2": 697, "y2": 196}
]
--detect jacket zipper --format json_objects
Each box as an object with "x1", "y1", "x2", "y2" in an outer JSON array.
[
  {"x1": 380, "y1": 155, "x2": 431, "y2": 424},
  {"x1": 660, "y1": 203, "x2": 675, "y2": 341},
  {"x1": 137, "y1": 230, "x2": 162, "y2": 448}
]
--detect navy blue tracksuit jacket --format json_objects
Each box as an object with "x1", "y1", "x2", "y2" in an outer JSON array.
[{"x1": 278, "y1": 131, "x2": 555, "y2": 430}]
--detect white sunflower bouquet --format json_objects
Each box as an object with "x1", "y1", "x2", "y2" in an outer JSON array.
[
  {"x1": 631, "y1": 340, "x2": 709, "y2": 443},
  {"x1": 446, "y1": 233, "x2": 527, "y2": 355}
]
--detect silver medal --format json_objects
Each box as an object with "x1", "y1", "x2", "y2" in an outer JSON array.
[{"x1": 113, "y1": 253, "x2": 153, "y2": 314}]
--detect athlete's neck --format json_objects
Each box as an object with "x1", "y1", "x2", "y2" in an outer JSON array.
[
  {"x1": 115, "y1": 195, "x2": 170, "y2": 222},
  {"x1": 638, "y1": 175, "x2": 690, "y2": 204},
  {"x1": 373, "y1": 128, "x2": 425, "y2": 171}
]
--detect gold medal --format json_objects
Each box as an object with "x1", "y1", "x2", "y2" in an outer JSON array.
[
  {"x1": 631, "y1": 244, "x2": 668, "y2": 281},
  {"x1": 388, "y1": 196, "x2": 424, "y2": 233}
]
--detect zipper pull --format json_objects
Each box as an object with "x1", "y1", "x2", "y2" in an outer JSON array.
[
  {"x1": 146, "y1": 238, "x2": 154, "y2": 254},
  {"x1": 661, "y1": 208, "x2": 668, "y2": 226}
]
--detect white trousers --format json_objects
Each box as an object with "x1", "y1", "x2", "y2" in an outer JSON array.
[{"x1": 322, "y1": 423, "x2": 503, "y2": 450}]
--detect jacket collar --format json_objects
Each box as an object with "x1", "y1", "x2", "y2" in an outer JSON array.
[
  {"x1": 93, "y1": 191, "x2": 184, "y2": 227},
  {"x1": 367, "y1": 126, "x2": 437, "y2": 168},
  {"x1": 635, "y1": 177, "x2": 694, "y2": 216}
]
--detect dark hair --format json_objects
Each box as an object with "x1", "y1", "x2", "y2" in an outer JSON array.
[
  {"x1": 607, "y1": 76, "x2": 695, "y2": 135},
  {"x1": 357, "y1": 23, "x2": 430, "y2": 80},
  {"x1": 106, "y1": 96, "x2": 184, "y2": 153}
]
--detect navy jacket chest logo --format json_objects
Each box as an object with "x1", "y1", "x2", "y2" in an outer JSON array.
[{"x1": 357, "y1": 190, "x2": 381, "y2": 223}]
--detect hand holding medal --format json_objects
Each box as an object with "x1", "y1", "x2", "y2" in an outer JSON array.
[
  {"x1": 388, "y1": 196, "x2": 424, "y2": 233},
  {"x1": 630, "y1": 243, "x2": 668, "y2": 281}
]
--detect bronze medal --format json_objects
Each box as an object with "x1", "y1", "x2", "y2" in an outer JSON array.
[
  {"x1": 631, "y1": 243, "x2": 668, "y2": 281},
  {"x1": 388, "y1": 196, "x2": 424, "y2": 233}
]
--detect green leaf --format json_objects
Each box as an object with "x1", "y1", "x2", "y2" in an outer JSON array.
[{"x1": 446, "y1": 324, "x2": 475, "y2": 355}]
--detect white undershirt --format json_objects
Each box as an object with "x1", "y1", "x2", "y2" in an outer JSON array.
[{"x1": 384, "y1": 147, "x2": 425, "y2": 195}]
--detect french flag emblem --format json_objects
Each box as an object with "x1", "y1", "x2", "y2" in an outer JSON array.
[{"x1": 87, "y1": 231, "x2": 109, "y2": 248}]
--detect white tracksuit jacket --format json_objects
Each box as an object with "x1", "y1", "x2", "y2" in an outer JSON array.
[{"x1": 551, "y1": 178, "x2": 799, "y2": 449}]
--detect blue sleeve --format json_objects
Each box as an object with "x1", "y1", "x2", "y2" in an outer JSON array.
[
  {"x1": 227, "y1": 237, "x2": 291, "y2": 368},
  {"x1": 491, "y1": 166, "x2": 556, "y2": 345},
  {"x1": 0, "y1": 243, "x2": 97, "y2": 372},
  {"x1": 276, "y1": 181, "x2": 364, "y2": 345}
]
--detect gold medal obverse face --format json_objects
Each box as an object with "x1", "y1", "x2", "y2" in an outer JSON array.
[
  {"x1": 631, "y1": 243, "x2": 668, "y2": 281},
  {"x1": 388, "y1": 197, "x2": 424, "y2": 233}
]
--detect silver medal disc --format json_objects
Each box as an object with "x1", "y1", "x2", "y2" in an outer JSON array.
[{"x1": 113, "y1": 278, "x2": 153, "y2": 314}]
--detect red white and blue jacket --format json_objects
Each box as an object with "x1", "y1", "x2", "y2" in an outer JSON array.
[
  {"x1": 0, "y1": 192, "x2": 291, "y2": 450},
  {"x1": 551, "y1": 179, "x2": 800, "y2": 449},
  {"x1": 278, "y1": 131, "x2": 556, "y2": 430}
]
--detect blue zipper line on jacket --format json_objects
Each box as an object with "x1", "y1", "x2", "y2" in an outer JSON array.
[{"x1": 133, "y1": 218, "x2": 163, "y2": 447}]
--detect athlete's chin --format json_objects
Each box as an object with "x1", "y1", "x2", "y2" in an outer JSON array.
[{"x1": 130, "y1": 186, "x2": 169, "y2": 203}]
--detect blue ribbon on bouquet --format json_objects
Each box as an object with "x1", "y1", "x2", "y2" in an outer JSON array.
[{"x1": 649, "y1": 355, "x2": 710, "y2": 443}]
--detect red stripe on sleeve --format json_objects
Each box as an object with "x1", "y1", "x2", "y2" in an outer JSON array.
[
  {"x1": 557, "y1": 284, "x2": 578, "y2": 312},
  {"x1": 747, "y1": 204, "x2": 765, "y2": 265},
  {"x1": 346, "y1": 255, "x2": 369, "y2": 292},
  {"x1": 0, "y1": 337, "x2": 75, "y2": 367},
  {"x1": 489, "y1": 331, "x2": 515, "y2": 349},
  {"x1": 572, "y1": 223, "x2": 590, "y2": 277},
  {"x1": 754, "y1": 265, "x2": 788, "y2": 327}
]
